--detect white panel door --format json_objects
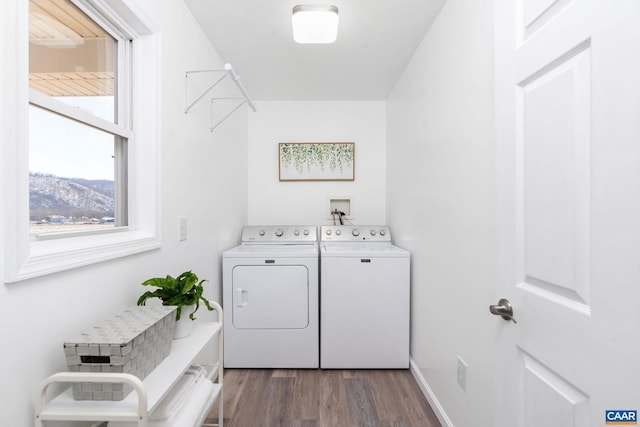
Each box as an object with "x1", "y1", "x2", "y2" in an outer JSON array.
[{"x1": 494, "y1": 0, "x2": 640, "y2": 425}]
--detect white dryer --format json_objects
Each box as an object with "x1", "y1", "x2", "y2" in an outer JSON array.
[
  {"x1": 320, "y1": 225, "x2": 410, "y2": 369},
  {"x1": 222, "y1": 226, "x2": 318, "y2": 368}
]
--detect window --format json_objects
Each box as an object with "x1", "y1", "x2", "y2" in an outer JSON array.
[
  {"x1": 3, "y1": 0, "x2": 160, "y2": 282},
  {"x1": 29, "y1": 0, "x2": 128, "y2": 235}
]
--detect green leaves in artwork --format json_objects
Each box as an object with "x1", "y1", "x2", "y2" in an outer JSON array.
[{"x1": 280, "y1": 143, "x2": 354, "y2": 175}]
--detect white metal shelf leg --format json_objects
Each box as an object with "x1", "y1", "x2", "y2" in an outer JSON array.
[{"x1": 219, "y1": 325, "x2": 224, "y2": 427}]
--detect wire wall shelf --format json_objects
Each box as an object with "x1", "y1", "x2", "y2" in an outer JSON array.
[{"x1": 184, "y1": 63, "x2": 256, "y2": 132}]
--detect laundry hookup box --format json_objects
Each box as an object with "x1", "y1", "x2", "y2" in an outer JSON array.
[{"x1": 63, "y1": 305, "x2": 176, "y2": 401}]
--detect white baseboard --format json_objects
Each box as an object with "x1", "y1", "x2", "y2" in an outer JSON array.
[{"x1": 410, "y1": 358, "x2": 454, "y2": 427}]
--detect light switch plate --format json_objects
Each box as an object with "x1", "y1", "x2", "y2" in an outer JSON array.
[{"x1": 179, "y1": 217, "x2": 187, "y2": 241}]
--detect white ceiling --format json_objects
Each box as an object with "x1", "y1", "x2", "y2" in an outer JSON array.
[{"x1": 183, "y1": 0, "x2": 446, "y2": 101}]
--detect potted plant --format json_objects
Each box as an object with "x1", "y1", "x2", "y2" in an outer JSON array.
[{"x1": 137, "y1": 270, "x2": 214, "y2": 338}]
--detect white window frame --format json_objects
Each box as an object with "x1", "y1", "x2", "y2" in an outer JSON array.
[{"x1": 2, "y1": 0, "x2": 161, "y2": 282}]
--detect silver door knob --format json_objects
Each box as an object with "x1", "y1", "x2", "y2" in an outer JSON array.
[{"x1": 489, "y1": 298, "x2": 517, "y2": 324}]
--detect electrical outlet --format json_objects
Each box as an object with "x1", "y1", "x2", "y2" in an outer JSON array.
[{"x1": 457, "y1": 356, "x2": 467, "y2": 391}]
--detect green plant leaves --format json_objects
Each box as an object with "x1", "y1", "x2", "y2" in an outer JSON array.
[
  {"x1": 142, "y1": 275, "x2": 177, "y2": 290},
  {"x1": 176, "y1": 271, "x2": 197, "y2": 295},
  {"x1": 137, "y1": 270, "x2": 215, "y2": 321}
]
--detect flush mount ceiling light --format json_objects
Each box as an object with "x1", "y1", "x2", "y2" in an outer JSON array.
[{"x1": 292, "y1": 5, "x2": 339, "y2": 44}]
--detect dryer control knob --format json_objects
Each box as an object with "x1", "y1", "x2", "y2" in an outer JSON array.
[
  {"x1": 336, "y1": 229, "x2": 342, "y2": 235},
  {"x1": 370, "y1": 229, "x2": 377, "y2": 236},
  {"x1": 303, "y1": 229, "x2": 310, "y2": 235},
  {"x1": 294, "y1": 229, "x2": 300, "y2": 236},
  {"x1": 352, "y1": 229, "x2": 360, "y2": 237},
  {"x1": 326, "y1": 229, "x2": 332, "y2": 235},
  {"x1": 275, "y1": 229, "x2": 284, "y2": 237},
  {"x1": 259, "y1": 229, "x2": 266, "y2": 236},
  {"x1": 379, "y1": 229, "x2": 386, "y2": 236}
]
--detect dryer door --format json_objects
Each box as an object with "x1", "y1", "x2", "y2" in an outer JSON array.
[{"x1": 231, "y1": 265, "x2": 309, "y2": 329}]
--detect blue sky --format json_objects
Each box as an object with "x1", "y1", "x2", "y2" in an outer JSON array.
[{"x1": 29, "y1": 96, "x2": 116, "y2": 181}]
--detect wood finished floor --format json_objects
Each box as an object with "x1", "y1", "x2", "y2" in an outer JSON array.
[{"x1": 205, "y1": 369, "x2": 442, "y2": 427}]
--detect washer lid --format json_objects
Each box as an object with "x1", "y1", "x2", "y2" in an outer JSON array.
[{"x1": 321, "y1": 243, "x2": 409, "y2": 257}]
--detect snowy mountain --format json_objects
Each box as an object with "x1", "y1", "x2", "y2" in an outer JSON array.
[{"x1": 29, "y1": 173, "x2": 115, "y2": 221}]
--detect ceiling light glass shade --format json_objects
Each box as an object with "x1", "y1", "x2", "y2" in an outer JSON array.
[{"x1": 292, "y1": 5, "x2": 339, "y2": 44}]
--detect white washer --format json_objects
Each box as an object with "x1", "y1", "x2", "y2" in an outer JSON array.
[
  {"x1": 320, "y1": 225, "x2": 410, "y2": 369},
  {"x1": 222, "y1": 225, "x2": 318, "y2": 368}
]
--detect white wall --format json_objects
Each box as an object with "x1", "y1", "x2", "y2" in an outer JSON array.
[
  {"x1": 0, "y1": 1, "x2": 247, "y2": 426},
  {"x1": 386, "y1": 0, "x2": 496, "y2": 426},
  {"x1": 248, "y1": 101, "x2": 386, "y2": 225}
]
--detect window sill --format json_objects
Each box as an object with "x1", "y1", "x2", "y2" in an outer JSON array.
[{"x1": 6, "y1": 230, "x2": 160, "y2": 282}]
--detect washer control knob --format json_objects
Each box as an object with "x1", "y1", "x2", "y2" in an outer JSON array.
[
  {"x1": 336, "y1": 229, "x2": 342, "y2": 235},
  {"x1": 370, "y1": 229, "x2": 377, "y2": 236},
  {"x1": 259, "y1": 229, "x2": 265, "y2": 236},
  {"x1": 303, "y1": 229, "x2": 309, "y2": 235},
  {"x1": 379, "y1": 229, "x2": 386, "y2": 236},
  {"x1": 352, "y1": 229, "x2": 360, "y2": 237},
  {"x1": 294, "y1": 229, "x2": 300, "y2": 236},
  {"x1": 326, "y1": 229, "x2": 332, "y2": 235},
  {"x1": 275, "y1": 229, "x2": 284, "y2": 237}
]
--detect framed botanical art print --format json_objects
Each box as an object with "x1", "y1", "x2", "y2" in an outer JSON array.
[{"x1": 278, "y1": 142, "x2": 355, "y2": 181}]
